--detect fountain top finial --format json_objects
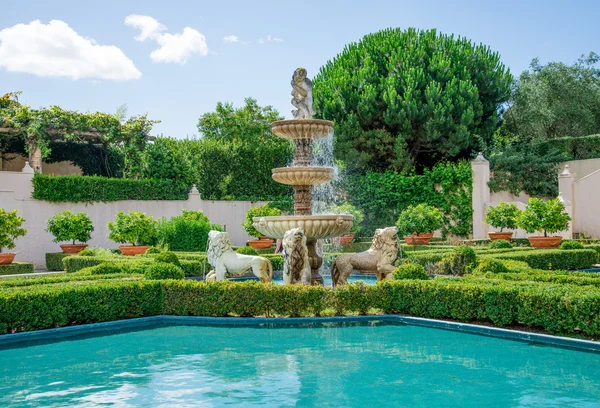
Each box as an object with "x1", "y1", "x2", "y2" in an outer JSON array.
[{"x1": 291, "y1": 67, "x2": 316, "y2": 119}]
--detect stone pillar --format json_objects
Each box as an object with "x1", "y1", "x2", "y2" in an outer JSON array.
[
  {"x1": 558, "y1": 165, "x2": 576, "y2": 239},
  {"x1": 471, "y1": 153, "x2": 491, "y2": 239}
]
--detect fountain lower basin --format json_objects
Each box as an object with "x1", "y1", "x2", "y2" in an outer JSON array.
[
  {"x1": 272, "y1": 167, "x2": 334, "y2": 185},
  {"x1": 253, "y1": 215, "x2": 353, "y2": 240}
]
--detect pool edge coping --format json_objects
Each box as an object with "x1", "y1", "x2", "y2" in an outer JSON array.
[{"x1": 1, "y1": 315, "x2": 599, "y2": 352}]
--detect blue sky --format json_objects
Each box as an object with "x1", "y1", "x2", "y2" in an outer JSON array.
[{"x1": 1, "y1": 0, "x2": 598, "y2": 138}]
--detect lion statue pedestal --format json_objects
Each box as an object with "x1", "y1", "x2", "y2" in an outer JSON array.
[
  {"x1": 205, "y1": 230, "x2": 273, "y2": 283},
  {"x1": 330, "y1": 226, "x2": 398, "y2": 286}
]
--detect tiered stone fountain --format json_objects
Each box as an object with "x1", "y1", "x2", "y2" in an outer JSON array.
[{"x1": 253, "y1": 68, "x2": 353, "y2": 284}]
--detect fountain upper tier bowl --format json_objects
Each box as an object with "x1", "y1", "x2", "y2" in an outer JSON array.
[
  {"x1": 271, "y1": 119, "x2": 334, "y2": 140},
  {"x1": 272, "y1": 167, "x2": 334, "y2": 186},
  {"x1": 253, "y1": 215, "x2": 353, "y2": 240}
]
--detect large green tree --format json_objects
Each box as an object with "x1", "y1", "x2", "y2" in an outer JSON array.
[
  {"x1": 502, "y1": 52, "x2": 600, "y2": 142},
  {"x1": 313, "y1": 28, "x2": 512, "y2": 173}
]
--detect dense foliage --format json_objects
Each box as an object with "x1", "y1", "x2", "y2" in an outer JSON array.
[
  {"x1": 107, "y1": 211, "x2": 158, "y2": 246},
  {"x1": 236, "y1": 246, "x2": 259, "y2": 256},
  {"x1": 474, "y1": 258, "x2": 509, "y2": 274},
  {"x1": 346, "y1": 161, "x2": 472, "y2": 236},
  {"x1": 156, "y1": 210, "x2": 222, "y2": 252},
  {"x1": 45, "y1": 253, "x2": 70, "y2": 271},
  {"x1": 396, "y1": 204, "x2": 443, "y2": 236},
  {"x1": 46, "y1": 210, "x2": 94, "y2": 244},
  {"x1": 330, "y1": 203, "x2": 364, "y2": 234},
  {"x1": 0, "y1": 262, "x2": 34, "y2": 275},
  {"x1": 144, "y1": 262, "x2": 185, "y2": 280},
  {"x1": 393, "y1": 263, "x2": 429, "y2": 280},
  {"x1": 518, "y1": 198, "x2": 571, "y2": 236},
  {"x1": 439, "y1": 246, "x2": 478, "y2": 276},
  {"x1": 489, "y1": 249, "x2": 596, "y2": 270},
  {"x1": 243, "y1": 205, "x2": 282, "y2": 238},
  {"x1": 484, "y1": 202, "x2": 521, "y2": 232},
  {"x1": 560, "y1": 240, "x2": 585, "y2": 250},
  {"x1": 0, "y1": 209, "x2": 27, "y2": 252},
  {"x1": 32, "y1": 174, "x2": 189, "y2": 202},
  {"x1": 488, "y1": 240, "x2": 513, "y2": 249},
  {"x1": 313, "y1": 28, "x2": 512, "y2": 173}
]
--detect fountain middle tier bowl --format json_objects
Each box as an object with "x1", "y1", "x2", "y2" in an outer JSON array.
[
  {"x1": 272, "y1": 167, "x2": 334, "y2": 186},
  {"x1": 271, "y1": 119, "x2": 334, "y2": 140},
  {"x1": 253, "y1": 215, "x2": 353, "y2": 240}
]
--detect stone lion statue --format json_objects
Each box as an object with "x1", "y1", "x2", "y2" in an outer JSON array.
[
  {"x1": 205, "y1": 230, "x2": 273, "y2": 283},
  {"x1": 282, "y1": 227, "x2": 311, "y2": 285},
  {"x1": 291, "y1": 67, "x2": 316, "y2": 119},
  {"x1": 330, "y1": 226, "x2": 398, "y2": 286}
]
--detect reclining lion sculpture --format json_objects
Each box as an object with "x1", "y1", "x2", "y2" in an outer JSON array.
[
  {"x1": 330, "y1": 226, "x2": 398, "y2": 286},
  {"x1": 282, "y1": 227, "x2": 311, "y2": 285},
  {"x1": 205, "y1": 230, "x2": 273, "y2": 283}
]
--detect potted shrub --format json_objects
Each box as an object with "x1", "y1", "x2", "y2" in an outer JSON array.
[
  {"x1": 518, "y1": 198, "x2": 571, "y2": 248},
  {"x1": 0, "y1": 209, "x2": 27, "y2": 265},
  {"x1": 484, "y1": 202, "x2": 521, "y2": 241},
  {"x1": 330, "y1": 202, "x2": 364, "y2": 244},
  {"x1": 107, "y1": 211, "x2": 158, "y2": 255},
  {"x1": 242, "y1": 204, "x2": 281, "y2": 249},
  {"x1": 396, "y1": 204, "x2": 443, "y2": 245},
  {"x1": 46, "y1": 210, "x2": 94, "y2": 254}
]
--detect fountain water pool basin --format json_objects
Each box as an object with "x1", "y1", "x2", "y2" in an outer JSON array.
[{"x1": 253, "y1": 215, "x2": 353, "y2": 240}]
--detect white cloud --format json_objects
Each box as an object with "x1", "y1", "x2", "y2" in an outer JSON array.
[
  {"x1": 257, "y1": 35, "x2": 283, "y2": 44},
  {"x1": 0, "y1": 20, "x2": 141, "y2": 80},
  {"x1": 223, "y1": 35, "x2": 239, "y2": 43},
  {"x1": 125, "y1": 15, "x2": 208, "y2": 64},
  {"x1": 124, "y1": 15, "x2": 165, "y2": 41}
]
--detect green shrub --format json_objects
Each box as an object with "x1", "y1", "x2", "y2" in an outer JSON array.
[
  {"x1": 262, "y1": 254, "x2": 283, "y2": 270},
  {"x1": 0, "y1": 262, "x2": 34, "y2": 276},
  {"x1": 45, "y1": 252, "x2": 70, "y2": 271},
  {"x1": 518, "y1": 198, "x2": 571, "y2": 237},
  {"x1": 560, "y1": 240, "x2": 585, "y2": 250},
  {"x1": 157, "y1": 210, "x2": 223, "y2": 252},
  {"x1": 499, "y1": 260, "x2": 532, "y2": 273},
  {"x1": 236, "y1": 246, "x2": 259, "y2": 256},
  {"x1": 154, "y1": 251, "x2": 181, "y2": 266},
  {"x1": 405, "y1": 251, "x2": 448, "y2": 266},
  {"x1": 330, "y1": 203, "x2": 364, "y2": 235},
  {"x1": 489, "y1": 240, "x2": 513, "y2": 249},
  {"x1": 584, "y1": 244, "x2": 600, "y2": 262},
  {"x1": 485, "y1": 202, "x2": 521, "y2": 232},
  {"x1": 475, "y1": 258, "x2": 509, "y2": 274},
  {"x1": 46, "y1": 210, "x2": 94, "y2": 244},
  {"x1": 439, "y1": 246, "x2": 478, "y2": 276},
  {"x1": 242, "y1": 205, "x2": 281, "y2": 238},
  {"x1": 396, "y1": 204, "x2": 443, "y2": 237},
  {"x1": 489, "y1": 249, "x2": 596, "y2": 270},
  {"x1": 146, "y1": 247, "x2": 162, "y2": 254},
  {"x1": 107, "y1": 211, "x2": 158, "y2": 246},
  {"x1": 393, "y1": 263, "x2": 429, "y2": 280},
  {"x1": 77, "y1": 247, "x2": 115, "y2": 257},
  {"x1": 0, "y1": 208, "x2": 26, "y2": 252},
  {"x1": 144, "y1": 262, "x2": 185, "y2": 280},
  {"x1": 85, "y1": 263, "x2": 125, "y2": 275},
  {"x1": 63, "y1": 255, "x2": 153, "y2": 273},
  {"x1": 32, "y1": 174, "x2": 189, "y2": 202}
]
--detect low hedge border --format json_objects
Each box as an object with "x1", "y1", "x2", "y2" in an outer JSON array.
[
  {"x1": 63, "y1": 255, "x2": 208, "y2": 277},
  {"x1": 0, "y1": 262, "x2": 34, "y2": 276},
  {"x1": 584, "y1": 245, "x2": 600, "y2": 263},
  {"x1": 486, "y1": 249, "x2": 597, "y2": 270},
  {"x1": 45, "y1": 253, "x2": 70, "y2": 271},
  {"x1": 2, "y1": 278, "x2": 599, "y2": 337}
]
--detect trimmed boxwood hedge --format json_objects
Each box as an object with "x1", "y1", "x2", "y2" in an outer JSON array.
[
  {"x1": 0, "y1": 262, "x2": 34, "y2": 276},
  {"x1": 63, "y1": 255, "x2": 207, "y2": 277},
  {"x1": 45, "y1": 253, "x2": 70, "y2": 271},
  {"x1": 32, "y1": 174, "x2": 189, "y2": 203},
  {"x1": 486, "y1": 249, "x2": 596, "y2": 270}
]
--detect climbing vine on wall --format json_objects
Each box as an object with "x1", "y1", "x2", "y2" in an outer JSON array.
[{"x1": 346, "y1": 161, "x2": 472, "y2": 237}]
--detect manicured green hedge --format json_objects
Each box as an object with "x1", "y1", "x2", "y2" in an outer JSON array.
[
  {"x1": 584, "y1": 245, "x2": 600, "y2": 263},
  {"x1": 0, "y1": 262, "x2": 34, "y2": 276},
  {"x1": 45, "y1": 252, "x2": 70, "y2": 271},
  {"x1": 487, "y1": 249, "x2": 596, "y2": 270},
  {"x1": 63, "y1": 255, "x2": 207, "y2": 277},
  {"x1": 472, "y1": 270, "x2": 600, "y2": 287},
  {"x1": 0, "y1": 280, "x2": 163, "y2": 334},
  {"x1": 32, "y1": 174, "x2": 189, "y2": 203}
]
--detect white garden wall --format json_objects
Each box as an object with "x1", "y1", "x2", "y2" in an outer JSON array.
[{"x1": 0, "y1": 170, "x2": 267, "y2": 268}]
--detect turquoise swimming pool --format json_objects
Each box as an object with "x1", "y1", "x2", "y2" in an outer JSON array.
[{"x1": 1, "y1": 322, "x2": 599, "y2": 407}]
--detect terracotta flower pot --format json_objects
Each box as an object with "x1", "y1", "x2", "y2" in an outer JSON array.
[
  {"x1": 60, "y1": 244, "x2": 89, "y2": 254},
  {"x1": 0, "y1": 253, "x2": 16, "y2": 265},
  {"x1": 332, "y1": 232, "x2": 355, "y2": 245},
  {"x1": 488, "y1": 232, "x2": 513, "y2": 241},
  {"x1": 119, "y1": 245, "x2": 150, "y2": 256},
  {"x1": 404, "y1": 233, "x2": 433, "y2": 245},
  {"x1": 527, "y1": 236, "x2": 562, "y2": 248},
  {"x1": 248, "y1": 238, "x2": 273, "y2": 249}
]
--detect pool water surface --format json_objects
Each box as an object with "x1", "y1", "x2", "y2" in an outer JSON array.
[{"x1": 1, "y1": 322, "x2": 599, "y2": 407}]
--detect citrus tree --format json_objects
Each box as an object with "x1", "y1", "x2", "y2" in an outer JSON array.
[
  {"x1": 518, "y1": 198, "x2": 571, "y2": 237},
  {"x1": 46, "y1": 210, "x2": 94, "y2": 244},
  {"x1": 484, "y1": 202, "x2": 521, "y2": 231},
  {"x1": 396, "y1": 204, "x2": 443, "y2": 236},
  {"x1": 0, "y1": 209, "x2": 27, "y2": 252},
  {"x1": 107, "y1": 211, "x2": 158, "y2": 246}
]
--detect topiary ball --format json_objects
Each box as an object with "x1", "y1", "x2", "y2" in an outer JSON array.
[
  {"x1": 560, "y1": 240, "x2": 584, "y2": 250},
  {"x1": 393, "y1": 263, "x2": 430, "y2": 280},
  {"x1": 146, "y1": 247, "x2": 162, "y2": 254},
  {"x1": 475, "y1": 258, "x2": 509, "y2": 274},
  {"x1": 236, "y1": 246, "x2": 259, "y2": 256},
  {"x1": 144, "y1": 262, "x2": 185, "y2": 280},
  {"x1": 154, "y1": 251, "x2": 181, "y2": 266},
  {"x1": 489, "y1": 239, "x2": 513, "y2": 249}
]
